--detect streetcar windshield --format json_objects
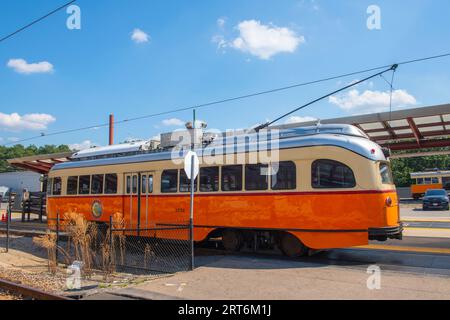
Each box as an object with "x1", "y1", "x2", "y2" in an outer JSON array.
[{"x1": 379, "y1": 162, "x2": 394, "y2": 184}]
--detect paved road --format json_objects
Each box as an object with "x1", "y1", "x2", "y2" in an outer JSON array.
[
  {"x1": 111, "y1": 246, "x2": 450, "y2": 300},
  {"x1": 401, "y1": 205, "x2": 450, "y2": 220}
]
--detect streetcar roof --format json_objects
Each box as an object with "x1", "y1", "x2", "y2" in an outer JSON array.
[
  {"x1": 52, "y1": 124, "x2": 386, "y2": 171},
  {"x1": 410, "y1": 171, "x2": 450, "y2": 178}
]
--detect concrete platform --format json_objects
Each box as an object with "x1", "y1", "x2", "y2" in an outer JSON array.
[{"x1": 109, "y1": 252, "x2": 450, "y2": 300}]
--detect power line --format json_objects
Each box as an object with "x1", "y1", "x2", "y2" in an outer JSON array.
[
  {"x1": 3, "y1": 51, "x2": 450, "y2": 146},
  {"x1": 256, "y1": 65, "x2": 398, "y2": 130},
  {"x1": 0, "y1": 0, "x2": 77, "y2": 43}
]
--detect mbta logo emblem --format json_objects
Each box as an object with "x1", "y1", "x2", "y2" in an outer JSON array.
[{"x1": 91, "y1": 200, "x2": 103, "y2": 218}]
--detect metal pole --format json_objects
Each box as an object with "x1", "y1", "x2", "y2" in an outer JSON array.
[
  {"x1": 189, "y1": 109, "x2": 196, "y2": 270},
  {"x1": 56, "y1": 210, "x2": 59, "y2": 263},
  {"x1": 189, "y1": 155, "x2": 195, "y2": 271},
  {"x1": 109, "y1": 215, "x2": 113, "y2": 251}
]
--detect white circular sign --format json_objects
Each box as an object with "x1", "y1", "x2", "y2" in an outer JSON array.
[{"x1": 184, "y1": 151, "x2": 199, "y2": 180}]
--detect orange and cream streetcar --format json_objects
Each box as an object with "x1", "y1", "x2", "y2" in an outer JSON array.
[
  {"x1": 46, "y1": 124, "x2": 403, "y2": 257},
  {"x1": 410, "y1": 170, "x2": 450, "y2": 199}
]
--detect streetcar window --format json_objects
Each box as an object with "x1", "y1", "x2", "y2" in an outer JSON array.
[
  {"x1": 271, "y1": 161, "x2": 296, "y2": 190},
  {"x1": 379, "y1": 163, "x2": 393, "y2": 184},
  {"x1": 424, "y1": 177, "x2": 432, "y2": 185},
  {"x1": 312, "y1": 159, "x2": 356, "y2": 189},
  {"x1": 179, "y1": 170, "x2": 198, "y2": 192},
  {"x1": 67, "y1": 176, "x2": 78, "y2": 195},
  {"x1": 200, "y1": 167, "x2": 219, "y2": 192},
  {"x1": 79, "y1": 175, "x2": 91, "y2": 194},
  {"x1": 432, "y1": 177, "x2": 439, "y2": 184},
  {"x1": 148, "y1": 175, "x2": 153, "y2": 193},
  {"x1": 161, "y1": 170, "x2": 178, "y2": 193},
  {"x1": 132, "y1": 175, "x2": 138, "y2": 194},
  {"x1": 417, "y1": 178, "x2": 424, "y2": 185},
  {"x1": 91, "y1": 174, "x2": 104, "y2": 194},
  {"x1": 221, "y1": 165, "x2": 243, "y2": 191},
  {"x1": 245, "y1": 164, "x2": 268, "y2": 191},
  {"x1": 142, "y1": 175, "x2": 147, "y2": 194},
  {"x1": 126, "y1": 176, "x2": 131, "y2": 194},
  {"x1": 52, "y1": 177, "x2": 62, "y2": 195},
  {"x1": 105, "y1": 174, "x2": 117, "y2": 194}
]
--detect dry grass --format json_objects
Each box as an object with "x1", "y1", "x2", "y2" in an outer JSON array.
[
  {"x1": 62, "y1": 211, "x2": 99, "y2": 277},
  {"x1": 33, "y1": 232, "x2": 58, "y2": 274},
  {"x1": 33, "y1": 211, "x2": 175, "y2": 280},
  {"x1": 112, "y1": 212, "x2": 126, "y2": 265}
]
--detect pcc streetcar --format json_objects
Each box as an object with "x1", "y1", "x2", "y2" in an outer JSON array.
[{"x1": 46, "y1": 124, "x2": 403, "y2": 257}]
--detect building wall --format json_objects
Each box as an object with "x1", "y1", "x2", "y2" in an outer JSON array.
[
  {"x1": 0, "y1": 171, "x2": 42, "y2": 192},
  {"x1": 396, "y1": 187, "x2": 412, "y2": 199}
]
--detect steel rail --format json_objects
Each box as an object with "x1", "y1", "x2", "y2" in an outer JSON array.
[{"x1": 0, "y1": 278, "x2": 71, "y2": 300}]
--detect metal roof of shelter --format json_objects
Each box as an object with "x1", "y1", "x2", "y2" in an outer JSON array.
[
  {"x1": 274, "y1": 104, "x2": 450, "y2": 151},
  {"x1": 7, "y1": 152, "x2": 74, "y2": 174}
]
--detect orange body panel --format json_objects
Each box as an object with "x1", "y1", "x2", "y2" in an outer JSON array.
[
  {"x1": 411, "y1": 183, "x2": 442, "y2": 196},
  {"x1": 47, "y1": 189, "x2": 398, "y2": 250}
]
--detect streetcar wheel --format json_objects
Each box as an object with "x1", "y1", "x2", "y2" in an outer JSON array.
[
  {"x1": 279, "y1": 233, "x2": 308, "y2": 258},
  {"x1": 222, "y1": 229, "x2": 243, "y2": 252}
]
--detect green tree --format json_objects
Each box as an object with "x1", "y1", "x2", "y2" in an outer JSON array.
[{"x1": 391, "y1": 154, "x2": 450, "y2": 187}]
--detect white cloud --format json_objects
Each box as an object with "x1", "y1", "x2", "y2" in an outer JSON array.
[
  {"x1": 285, "y1": 116, "x2": 317, "y2": 124},
  {"x1": 161, "y1": 118, "x2": 185, "y2": 127},
  {"x1": 7, "y1": 59, "x2": 54, "y2": 74},
  {"x1": 69, "y1": 140, "x2": 95, "y2": 151},
  {"x1": 212, "y1": 34, "x2": 227, "y2": 49},
  {"x1": 217, "y1": 17, "x2": 226, "y2": 28},
  {"x1": 0, "y1": 112, "x2": 56, "y2": 131},
  {"x1": 329, "y1": 89, "x2": 417, "y2": 114},
  {"x1": 228, "y1": 20, "x2": 304, "y2": 60},
  {"x1": 131, "y1": 28, "x2": 150, "y2": 43}
]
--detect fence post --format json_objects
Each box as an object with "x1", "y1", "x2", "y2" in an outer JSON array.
[
  {"x1": 21, "y1": 197, "x2": 25, "y2": 223},
  {"x1": 56, "y1": 210, "x2": 60, "y2": 263},
  {"x1": 109, "y1": 215, "x2": 113, "y2": 247},
  {"x1": 27, "y1": 200, "x2": 31, "y2": 222},
  {"x1": 39, "y1": 194, "x2": 44, "y2": 223},
  {"x1": 109, "y1": 215, "x2": 113, "y2": 266}
]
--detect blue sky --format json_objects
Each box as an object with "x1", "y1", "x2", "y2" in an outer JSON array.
[{"x1": 1, "y1": 0, "x2": 450, "y2": 149}]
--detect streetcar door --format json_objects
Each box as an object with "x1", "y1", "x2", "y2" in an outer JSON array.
[
  {"x1": 140, "y1": 172, "x2": 154, "y2": 228},
  {"x1": 124, "y1": 173, "x2": 139, "y2": 227}
]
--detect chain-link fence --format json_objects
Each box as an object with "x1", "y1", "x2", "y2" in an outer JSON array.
[
  {"x1": 43, "y1": 213, "x2": 193, "y2": 277},
  {"x1": 111, "y1": 223, "x2": 192, "y2": 274}
]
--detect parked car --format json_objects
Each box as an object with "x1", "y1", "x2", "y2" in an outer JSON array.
[{"x1": 422, "y1": 189, "x2": 450, "y2": 210}]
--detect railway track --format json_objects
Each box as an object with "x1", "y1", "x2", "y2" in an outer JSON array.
[{"x1": 0, "y1": 278, "x2": 71, "y2": 300}]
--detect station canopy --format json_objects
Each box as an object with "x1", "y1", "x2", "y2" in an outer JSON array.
[
  {"x1": 276, "y1": 103, "x2": 450, "y2": 151},
  {"x1": 7, "y1": 152, "x2": 74, "y2": 175}
]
